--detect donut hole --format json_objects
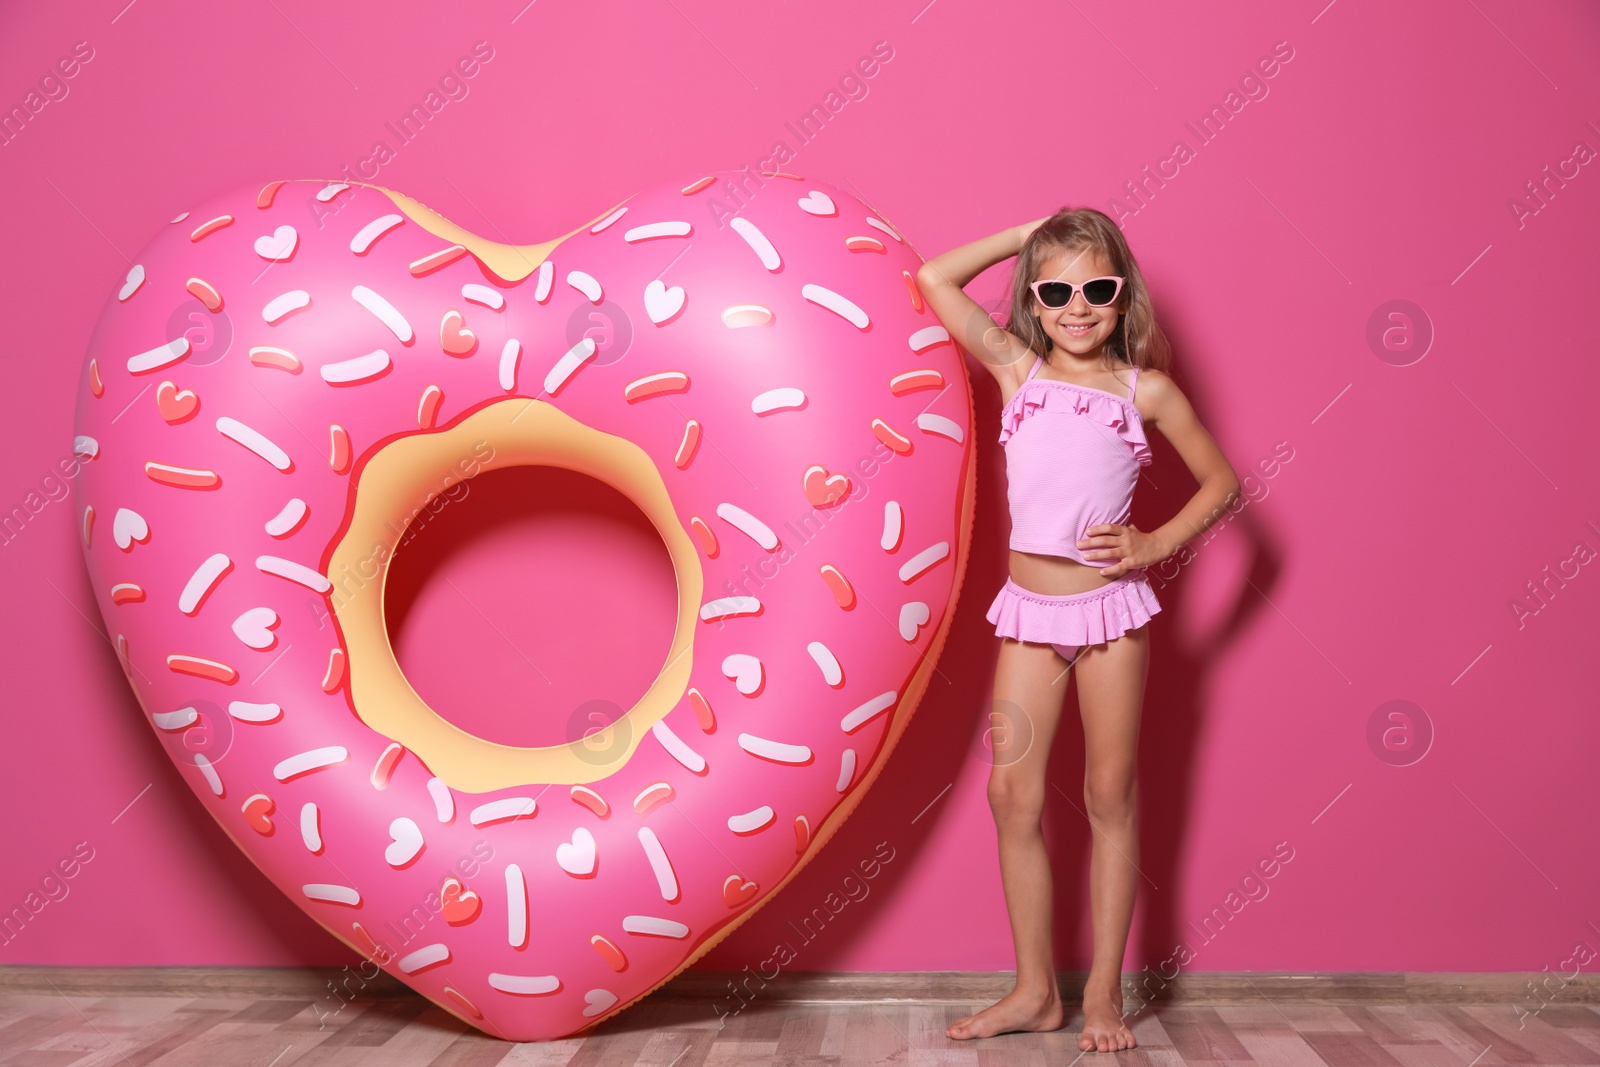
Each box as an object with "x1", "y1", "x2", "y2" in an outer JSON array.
[{"x1": 383, "y1": 464, "x2": 679, "y2": 750}]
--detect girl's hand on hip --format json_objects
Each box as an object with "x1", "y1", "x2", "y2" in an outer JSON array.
[{"x1": 1077, "y1": 523, "x2": 1166, "y2": 578}]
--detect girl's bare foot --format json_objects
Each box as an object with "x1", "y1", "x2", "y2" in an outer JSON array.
[
  {"x1": 946, "y1": 985, "x2": 1065, "y2": 1040},
  {"x1": 1078, "y1": 978, "x2": 1137, "y2": 1052}
]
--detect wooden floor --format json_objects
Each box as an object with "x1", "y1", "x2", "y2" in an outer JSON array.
[{"x1": 3, "y1": 975, "x2": 1599, "y2": 1066}]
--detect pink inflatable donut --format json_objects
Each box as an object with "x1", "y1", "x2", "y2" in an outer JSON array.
[{"x1": 73, "y1": 171, "x2": 975, "y2": 1040}]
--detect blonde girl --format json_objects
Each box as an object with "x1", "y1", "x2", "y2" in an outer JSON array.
[{"x1": 916, "y1": 209, "x2": 1240, "y2": 1053}]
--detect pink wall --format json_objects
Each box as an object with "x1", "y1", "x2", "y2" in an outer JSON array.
[{"x1": 3, "y1": 0, "x2": 1597, "y2": 986}]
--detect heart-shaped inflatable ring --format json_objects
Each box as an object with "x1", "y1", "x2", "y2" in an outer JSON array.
[{"x1": 73, "y1": 171, "x2": 976, "y2": 1040}]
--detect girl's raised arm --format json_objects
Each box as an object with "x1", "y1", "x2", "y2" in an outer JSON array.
[{"x1": 915, "y1": 218, "x2": 1048, "y2": 398}]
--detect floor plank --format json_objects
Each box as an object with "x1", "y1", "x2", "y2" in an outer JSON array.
[{"x1": 5, "y1": 985, "x2": 1600, "y2": 1066}]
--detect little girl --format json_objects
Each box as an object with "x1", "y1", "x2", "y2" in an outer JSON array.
[{"x1": 916, "y1": 209, "x2": 1240, "y2": 1053}]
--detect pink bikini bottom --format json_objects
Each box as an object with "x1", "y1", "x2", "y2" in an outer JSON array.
[{"x1": 986, "y1": 570, "x2": 1162, "y2": 664}]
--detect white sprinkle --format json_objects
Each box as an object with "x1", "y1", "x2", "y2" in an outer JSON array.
[
  {"x1": 303, "y1": 883, "x2": 360, "y2": 906},
  {"x1": 637, "y1": 827, "x2": 678, "y2": 901},
  {"x1": 556, "y1": 827, "x2": 596, "y2": 876},
  {"x1": 722, "y1": 653, "x2": 763, "y2": 695},
  {"x1": 488, "y1": 973, "x2": 561, "y2": 995},
  {"x1": 842, "y1": 690, "x2": 897, "y2": 732},
  {"x1": 728, "y1": 806, "x2": 775, "y2": 834},
  {"x1": 470, "y1": 797, "x2": 536, "y2": 827},
  {"x1": 881, "y1": 501, "x2": 903, "y2": 551},
  {"x1": 716, "y1": 502, "x2": 778, "y2": 550},
  {"x1": 228, "y1": 701, "x2": 282, "y2": 723},
  {"x1": 590, "y1": 206, "x2": 628, "y2": 233},
  {"x1": 566, "y1": 270, "x2": 602, "y2": 303},
  {"x1": 498, "y1": 338, "x2": 521, "y2": 392},
  {"x1": 808, "y1": 641, "x2": 842, "y2": 686},
  {"x1": 898, "y1": 541, "x2": 950, "y2": 582},
  {"x1": 721, "y1": 304, "x2": 772, "y2": 328},
  {"x1": 900, "y1": 601, "x2": 929, "y2": 641},
  {"x1": 917, "y1": 412, "x2": 964, "y2": 443},
  {"x1": 397, "y1": 944, "x2": 449, "y2": 974},
  {"x1": 534, "y1": 260, "x2": 554, "y2": 302},
  {"x1": 700, "y1": 596, "x2": 761, "y2": 622},
  {"x1": 216, "y1": 416, "x2": 291, "y2": 471},
  {"x1": 81, "y1": 505, "x2": 93, "y2": 549},
  {"x1": 543, "y1": 336, "x2": 596, "y2": 394},
  {"x1": 178, "y1": 553, "x2": 232, "y2": 615},
  {"x1": 118, "y1": 264, "x2": 145, "y2": 301},
  {"x1": 730, "y1": 217, "x2": 781, "y2": 270},
  {"x1": 112, "y1": 508, "x2": 148, "y2": 550},
  {"x1": 385, "y1": 817, "x2": 424, "y2": 867},
  {"x1": 427, "y1": 776, "x2": 454, "y2": 823},
  {"x1": 274, "y1": 746, "x2": 348, "y2": 781},
  {"x1": 257, "y1": 555, "x2": 332, "y2": 593},
  {"x1": 751, "y1": 387, "x2": 806, "y2": 414},
  {"x1": 867, "y1": 216, "x2": 902, "y2": 241},
  {"x1": 583, "y1": 990, "x2": 618, "y2": 1018},
  {"x1": 264, "y1": 499, "x2": 308, "y2": 538},
  {"x1": 643, "y1": 279, "x2": 685, "y2": 324},
  {"x1": 738, "y1": 734, "x2": 812, "y2": 764},
  {"x1": 253, "y1": 225, "x2": 298, "y2": 261},
  {"x1": 320, "y1": 349, "x2": 390, "y2": 385},
  {"x1": 352, "y1": 285, "x2": 413, "y2": 342},
  {"x1": 801, "y1": 283, "x2": 869, "y2": 329},
  {"x1": 621, "y1": 915, "x2": 690, "y2": 939},
  {"x1": 316, "y1": 183, "x2": 349, "y2": 202},
  {"x1": 505, "y1": 864, "x2": 528, "y2": 948},
  {"x1": 194, "y1": 754, "x2": 223, "y2": 796},
  {"x1": 623, "y1": 220, "x2": 691, "y2": 242},
  {"x1": 300, "y1": 803, "x2": 322, "y2": 852},
  {"x1": 262, "y1": 290, "x2": 310, "y2": 324},
  {"x1": 908, "y1": 325, "x2": 951, "y2": 352},
  {"x1": 463, "y1": 283, "x2": 505, "y2": 310},
  {"x1": 652, "y1": 718, "x2": 705, "y2": 774},
  {"x1": 127, "y1": 337, "x2": 190, "y2": 374},
  {"x1": 152, "y1": 708, "x2": 197, "y2": 730},
  {"x1": 350, "y1": 214, "x2": 405, "y2": 254},
  {"x1": 797, "y1": 190, "x2": 836, "y2": 216},
  {"x1": 73, "y1": 435, "x2": 99, "y2": 460},
  {"x1": 838, "y1": 749, "x2": 858, "y2": 792}
]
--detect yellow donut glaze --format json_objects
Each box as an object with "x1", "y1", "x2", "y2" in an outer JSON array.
[
  {"x1": 327, "y1": 398, "x2": 701, "y2": 793},
  {"x1": 372, "y1": 184, "x2": 630, "y2": 283}
]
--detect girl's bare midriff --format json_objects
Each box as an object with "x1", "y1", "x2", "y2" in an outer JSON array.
[{"x1": 1008, "y1": 548, "x2": 1122, "y2": 597}]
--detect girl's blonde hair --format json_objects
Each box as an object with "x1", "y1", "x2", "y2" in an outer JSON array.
[{"x1": 1006, "y1": 206, "x2": 1171, "y2": 374}]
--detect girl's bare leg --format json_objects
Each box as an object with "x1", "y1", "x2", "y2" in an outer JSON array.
[
  {"x1": 947, "y1": 637, "x2": 1071, "y2": 1040},
  {"x1": 1071, "y1": 623, "x2": 1149, "y2": 1053}
]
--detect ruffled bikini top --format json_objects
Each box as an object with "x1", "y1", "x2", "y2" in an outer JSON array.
[
  {"x1": 998, "y1": 355, "x2": 1152, "y2": 566},
  {"x1": 998, "y1": 356, "x2": 1153, "y2": 467}
]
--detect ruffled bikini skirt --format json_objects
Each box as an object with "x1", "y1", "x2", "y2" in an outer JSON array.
[{"x1": 986, "y1": 570, "x2": 1162, "y2": 665}]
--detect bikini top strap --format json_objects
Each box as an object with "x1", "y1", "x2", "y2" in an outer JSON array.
[
  {"x1": 1026, "y1": 355, "x2": 1043, "y2": 381},
  {"x1": 1127, "y1": 364, "x2": 1139, "y2": 402}
]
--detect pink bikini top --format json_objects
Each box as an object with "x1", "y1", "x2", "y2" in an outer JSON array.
[{"x1": 999, "y1": 354, "x2": 1153, "y2": 568}]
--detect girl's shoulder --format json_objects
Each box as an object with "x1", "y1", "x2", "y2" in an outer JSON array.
[
  {"x1": 1132, "y1": 366, "x2": 1176, "y2": 397},
  {"x1": 1129, "y1": 366, "x2": 1183, "y2": 425}
]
